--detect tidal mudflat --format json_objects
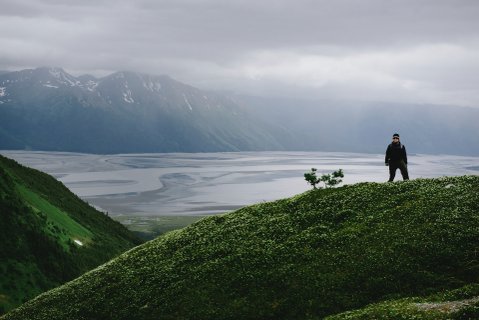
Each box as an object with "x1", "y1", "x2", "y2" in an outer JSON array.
[{"x1": 3, "y1": 151, "x2": 478, "y2": 218}]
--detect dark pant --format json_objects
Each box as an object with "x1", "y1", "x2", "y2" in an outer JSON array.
[{"x1": 388, "y1": 160, "x2": 409, "y2": 182}]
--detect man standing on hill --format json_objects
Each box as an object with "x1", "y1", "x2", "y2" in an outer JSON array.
[{"x1": 385, "y1": 133, "x2": 409, "y2": 182}]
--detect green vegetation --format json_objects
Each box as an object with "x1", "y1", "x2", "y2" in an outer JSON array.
[
  {"x1": 17, "y1": 185, "x2": 93, "y2": 250},
  {"x1": 326, "y1": 284, "x2": 479, "y2": 319},
  {"x1": 3, "y1": 175, "x2": 478, "y2": 319},
  {"x1": 0, "y1": 155, "x2": 141, "y2": 314},
  {"x1": 304, "y1": 168, "x2": 344, "y2": 189}
]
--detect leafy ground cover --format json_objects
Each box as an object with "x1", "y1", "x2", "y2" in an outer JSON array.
[
  {"x1": 326, "y1": 283, "x2": 479, "y2": 319},
  {"x1": 0, "y1": 155, "x2": 141, "y2": 314},
  {"x1": 2, "y1": 175, "x2": 479, "y2": 319},
  {"x1": 17, "y1": 184, "x2": 93, "y2": 250}
]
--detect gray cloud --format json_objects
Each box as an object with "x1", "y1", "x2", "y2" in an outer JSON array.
[{"x1": 1, "y1": 0, "x2": 479, "y2": 106}]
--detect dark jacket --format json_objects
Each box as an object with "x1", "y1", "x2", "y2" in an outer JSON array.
[{"x1": 385, "y1": 142, "x2": 407, "y2": 164}]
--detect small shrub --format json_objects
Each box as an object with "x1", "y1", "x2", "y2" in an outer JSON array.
[{"x1": 304, "y1": 168, "x2": 344, "y2": 189}]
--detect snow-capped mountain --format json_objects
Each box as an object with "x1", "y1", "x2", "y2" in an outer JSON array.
[
  {"x1": 0, "y1": 67, "x2": 285, "y2": 153},
  {"x1": 2, "y1": 67, "x2": 478, "y2": 155}
]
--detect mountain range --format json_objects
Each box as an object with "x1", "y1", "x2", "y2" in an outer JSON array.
[
  {"x1": 1, "y1": 67, "x2": 479, "y2": 155},
  {"x1": 0, "y1": 67, "x2": 283, "y2": 153}
]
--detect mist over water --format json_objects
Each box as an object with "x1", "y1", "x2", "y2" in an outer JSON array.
[{"x1": 2, "y1": 151, "x2": 478, "y2": 216}]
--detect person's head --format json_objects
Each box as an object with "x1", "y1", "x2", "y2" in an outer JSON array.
[{"x1": 392, "y1": 133, "x2": 400, "y2": 143}]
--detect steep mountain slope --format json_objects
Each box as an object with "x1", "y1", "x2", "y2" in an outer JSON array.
[
  {"x1": 0, "y1": 67, "x2": 284, "y2": 153},
  {"x1": 3, "y1": 175, "x2": 478, "y2": 319},
  {"x1": 0, "y1": 155, "x2": 142, "y2": 314}
]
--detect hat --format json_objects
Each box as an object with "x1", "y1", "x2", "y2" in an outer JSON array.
[{"x1": 393, "y1": 133, "x2": 400, "y2": 138}]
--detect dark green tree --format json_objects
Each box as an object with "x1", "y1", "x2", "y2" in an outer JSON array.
[
  {"x1": 304, "y1": 168, "x2": 344, "y2": 189},
  {"x1": 304, "y1": 168, "x2": 320, "y2": 189}
]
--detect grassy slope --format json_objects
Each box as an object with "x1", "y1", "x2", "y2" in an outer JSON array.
[
  {"x1": 3, "y1": 175, "x2": 479, "y2": 320},
  {"x1": 17, "y1": 185, "x2": 94, "y2": 249},
  {"x1": 326, "y1": 284, "x2": 479, "y2": 319},
  {"x1": 0, "y1": 155, "x2": 142, "y2": 314}
]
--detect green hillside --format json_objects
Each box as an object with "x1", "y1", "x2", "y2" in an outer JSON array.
[
  {"x1": 0, "y1": 155, "x2": 142, "y2": 314},
  {"x1": 2, "y1": 175, "x2": 479, "y2": 319},
  {"x1": 326, "y1": 284, "x2": 479, "y2": 319}
]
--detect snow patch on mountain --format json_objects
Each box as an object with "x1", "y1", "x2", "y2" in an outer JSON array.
[
  {"x1": 83, "y1": 80, "x2": 98, "y2": 92},
  {"x1": 123, "y1": 91, "x2": 134, "y2": 103},
  {"x1": 48, "y1": 67, "x2": 79, "y2": 87},
  {"x1": 43, "y1": 84, "x2": 59, "y2": 89},
  {"x1": 123, "y1": 82, "x2": 134, "y2": 103},
  {"x1": 143, "y1": 80, "x2": 162, "y2": 92},
  {"x1": 0, "y1": 87, "x2": 6, "y2": 97},
  {"x1": 183, "y1": 94, "x2": 193, "y2": 111}
]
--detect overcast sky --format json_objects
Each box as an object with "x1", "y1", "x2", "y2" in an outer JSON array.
[{"x1": 1, "y1": 0, "x2": 479, "y2": 106}]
